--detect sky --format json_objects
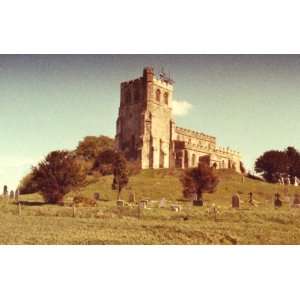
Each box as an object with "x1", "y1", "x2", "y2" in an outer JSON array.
[{"x1": 0, "y1": 54, "x2": 299, "y2": 190}]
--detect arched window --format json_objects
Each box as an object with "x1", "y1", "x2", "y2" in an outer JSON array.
[
  {"x1": 156, "y1": 89, "x2": 161, "y2": 102},
  {"x1": 164, "y1": 92, "x2": 169, "y2": 105}
]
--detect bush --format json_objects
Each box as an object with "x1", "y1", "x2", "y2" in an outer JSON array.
[
  {"x1": 32, "y1": 150, "x2": 86, "y2": 204},
  {"x1": 180, "y1": 163, "x2": 219, "y2": 201},
  {"x1": 19, "y1": 172, "x2": 39, "y2": 195},
  {"x1": 93, "y1": 149, "x2": 117, "y2": 175}
]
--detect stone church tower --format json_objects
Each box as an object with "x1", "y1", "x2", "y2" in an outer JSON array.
[
  {"x1": 116, "y1": 67, "x2": 174, "y2": 168},
  {"x1": 116, "y1": 66, "x2": 242, "y2": 172}
]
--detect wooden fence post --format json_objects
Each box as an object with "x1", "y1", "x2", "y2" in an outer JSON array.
[
  {"x1": 18, "y1": 201, "x2": 22, "y2": 216},
  {"x1": 72, "y1": 203, "x2": 76, "y2": 217}
]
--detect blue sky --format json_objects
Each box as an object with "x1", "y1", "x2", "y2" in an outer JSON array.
[{"x1": 0, "y1": 55, "x2": 299, "y2": 190}]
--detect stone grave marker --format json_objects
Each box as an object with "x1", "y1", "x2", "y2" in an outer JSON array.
[
  {"x1": 232, "y1": 193, "x2": 240, "y2": 208},
  {"x1": 171, "y1": 205, "x2": 182, "y2": 212},
  {"x1": 94, "y1": 192, "x2": 100, "y2": 201},
  {"x1": 139, "y1": 200, "x2": 148, "y2": 209},
  {"x1": 159, "y1": 198, "x2": 166, "y2": 208},
  {"x1": 274, "y1": 193, "x2": 282, "y2": 208},
  {"x1": 116, "y1": 200, "x2": 125, "y2": 207},
  {"x1": 293, "y1": 194, "x2": 300, "y2": 208}
]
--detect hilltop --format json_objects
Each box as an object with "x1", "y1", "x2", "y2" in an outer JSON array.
[{"x1": 0, "y1": 169, "x2": 298, "y2": 245}]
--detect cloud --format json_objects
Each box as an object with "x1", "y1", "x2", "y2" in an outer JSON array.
[{"x1": 172, "y1": 100, "x2": 193, "y2": 116}]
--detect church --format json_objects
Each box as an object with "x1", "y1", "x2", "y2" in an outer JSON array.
[{"x1": 115, "y1": 67, "x2": 241, "y2": 172}]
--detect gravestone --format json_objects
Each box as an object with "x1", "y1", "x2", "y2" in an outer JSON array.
[
  {"x1": 94, "y1": 192, "x2": 100, "y2": 201},
  {"x1": 139, "y1": 200, "x2": 148, "y2": 209},
  {"x1": 116, "y1": 200, "x2": 125, "y2": 207},
  {"x1": 232, "y1": 193, "x2": 240, "y2": 208},
  {"x1": 192, "y1": 194, "x2": 203, "y2": 206},
  {"x1": 159, "y1": 198, "x2": 166, "y2": 208},
  {"x1": 293, "y1": 194, "x2": 300, "y2": 207},
  {"x1": 171, "y1": 205, "x2": 182, "y2": 212},
  {"x1": 274, "y1": 193, "x2": 282, "y2": 208},
  {"x1": 3, "y1": 185, "x2": 8, "y2": 198},
  {"x1": 9, "y1": 190, "x2": 14, "y2": 200},
  {"x1": 248, "y1": 192, "x2": 253, "y2": 205}
]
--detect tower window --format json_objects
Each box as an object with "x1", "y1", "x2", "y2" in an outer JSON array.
[
  {"x1": 164, "y1": 92, "x2": 169, "y2": 105},
  {"x1": 156, "y1": 89, "x2": 161, "y2": 102}
]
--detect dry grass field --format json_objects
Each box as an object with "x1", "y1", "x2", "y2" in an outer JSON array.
[{"x1": 1, "y1": 169, "x2": 299, "y2": 245}]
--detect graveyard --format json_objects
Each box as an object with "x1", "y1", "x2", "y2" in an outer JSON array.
[{"x1": 0, "y1": 168, "x2": 300, "y2": 245}]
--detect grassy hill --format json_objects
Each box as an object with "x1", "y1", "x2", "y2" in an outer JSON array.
[{"x1": 1, "y1": 169, "x2": 299, "y2": 244}]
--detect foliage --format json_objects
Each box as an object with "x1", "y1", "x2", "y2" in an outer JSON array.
[
  {"x1": 32, "y1": 151, "x2": 86, "y2": 204},
  {"x1": 255, "y1": 147, "x2": 300, "y2": 182},
  {"x1": 112, "y1": 153, "x2": 129, "y2": 200},
  {"x1": 76, "y1": 135, "x2": 115, "y2": 161},
  {"x1": 93, "y1": 149, "x2": 117, "y2": 175},
  {"x1": 19, "y1": 172, "x2": 39, "y2": 195},
  {"x1": 127, "y1": 160, "x2": 141, "y2": 176},
  {"x1": 180, "y1": 163, "x2": 219, "y2": 201}
]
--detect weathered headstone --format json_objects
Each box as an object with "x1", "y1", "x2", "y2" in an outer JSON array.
[
  {"x1": 274, "y1": 193, "x2": 282, "y2": 208},
  {"x1": 293, "y1": 194, "x2": 300, "y2": 207},
  {"x1": 94, "y1": 192, "x2": 100, "y2": 201},
  {"x1": 232, "y1": 193, "x2": 240, "y2": 208},
  {"x1": 3, "y1": 185, "x2": 8, "y2": 198},
  {"x1": 9, "y1": 190, "x2": 14, "y2": 200},
  {"x1": 248, "y1": 192, "x2": 253, "y2": 205},
  {"x1": 116, "y1": 200, "x2": 125, "y2": 207},
  {"x1": 171, "y1": 205, "x2": 182, "y2": 212},
  {"x1": 159, "y1": 198, "x2": 166, "y2": 208},
  {"x1": 139, "y1": 200, "x2": 147, "y2": 209}
]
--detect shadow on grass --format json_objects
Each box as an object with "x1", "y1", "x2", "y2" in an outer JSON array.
[{"x1": 16, "y1": 201, "x2": 47, "y2": 206}]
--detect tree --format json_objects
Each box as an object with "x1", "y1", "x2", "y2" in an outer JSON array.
[
  {"x1": 255, "y1": 150, "x2": 288, "y2": 182},
  {"x1": 255, "y1": 148, "x2": 300, "y2": 182},
  {"x1": 76, "y1": 135, "x2": 115, "y2": 161},
  {"x1": 32, "y1": 150, "x2": 86, "y2": 204},
  {"x1": 19, "y1": 172, "x2": 39, "y2": 194},
  {"x1": 286, "y1": 147, "x2": 300, "y2": 177},
  {"x1": 180, "y1": 163, "x2": 219, "y2": 203},
  {"x1": 112, "y1": 153, "x2": 129, "y2": 200},
  {"x1": 93, "y1": 149, "x2": 117, "y2": 175}
]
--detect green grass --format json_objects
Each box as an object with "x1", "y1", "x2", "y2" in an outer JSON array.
[{"x1": 1, "y1": 169, "x2": 299, "y2": 245}]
